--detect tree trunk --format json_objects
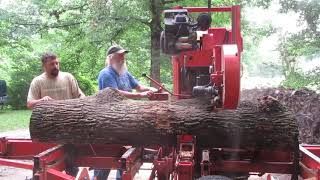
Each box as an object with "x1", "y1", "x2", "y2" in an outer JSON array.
[
  {"x1": 149, "y1": 0, "x2": 163, "y2": 86},
  {"x1": 30, "y1": 88, "x2": 299, "y2": 150}
]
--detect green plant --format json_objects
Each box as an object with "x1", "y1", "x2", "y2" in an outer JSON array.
[{"x1": 8, "y1": 57, "x2": 41, "y2": 109}]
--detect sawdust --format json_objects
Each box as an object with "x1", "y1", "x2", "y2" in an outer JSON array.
[{"x1": 92, "y1": 88, "x2": 126, "y2": 103}]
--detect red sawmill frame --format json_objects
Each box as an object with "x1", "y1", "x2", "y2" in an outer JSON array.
[
  {"x1": 300, "y1": 145, "x2": 320, "y2": 179},
  {"x1": 0, "y1": 137, "x2": 156, "y2": 180},
  {"x1": 1, "y1": 136, "x2": 320, "y2": 179}
]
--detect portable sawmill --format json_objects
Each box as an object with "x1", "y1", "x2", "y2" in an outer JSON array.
[{"x1": 1, "y1": 3, "x2": 320, "y2": 180}]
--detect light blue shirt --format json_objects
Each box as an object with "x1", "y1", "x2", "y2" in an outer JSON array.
[{"x1": 98, "y1": 66, "x2": 139, "y2": 91}]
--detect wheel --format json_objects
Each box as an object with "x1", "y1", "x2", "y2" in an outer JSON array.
[
  {"x1": 197, "y1": 175, "x2": 233, "y2": 180},
  {"x1": 221, "y1": 44, "x2": 240, "y2": 109}
]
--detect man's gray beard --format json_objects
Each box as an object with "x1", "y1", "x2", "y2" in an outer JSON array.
[{"x1": 112, "y1": 63, "x2": 127, "y2": 75}]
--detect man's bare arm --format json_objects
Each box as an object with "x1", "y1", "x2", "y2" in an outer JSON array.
[
  {"x1": 117, "y1": 89, "x2": 153, "y2": 99},
  {"x1": 135, "y1": 84, "x2": 157, "y2": 92},
  {"x1": 27, "y1": 96, "x2": 54, "y2": 109}
]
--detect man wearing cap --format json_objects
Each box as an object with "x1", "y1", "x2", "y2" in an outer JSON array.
[
  {"x1": 98, "y1": 45, "x2": 156, "y2": 98},
  {"x1": 95, "y1": 45, "x2": 157, "y2": 179},
  {"x1": 27, "y1": 52, "x2": 85, "y2": 109}
]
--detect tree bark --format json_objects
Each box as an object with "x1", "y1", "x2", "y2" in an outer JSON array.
[{"x1": 30, "y1": 88, "x2": 299, "y2": 150}]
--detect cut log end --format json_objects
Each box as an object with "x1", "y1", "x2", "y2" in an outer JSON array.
[{"x1": 258, "y1": 96, "x2": 286, "y2": 113}]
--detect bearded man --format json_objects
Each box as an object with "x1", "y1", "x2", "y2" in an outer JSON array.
[
  {"x1": 27, "y1": 52, "x2": 84, "y2": 109},
  {"x1": 98, "y1": 45, "x2": 156, "y2": 99}
]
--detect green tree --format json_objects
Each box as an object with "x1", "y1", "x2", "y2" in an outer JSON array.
[
  {"x1": 279, "y1": 0, "x2": 320, "y2": 88},
  {"x1": 243, "y1": 0, "x2": 320, "y2": 87},
  {"x1": 1, "y1": 0, "x2": 243, "y2": 109}
]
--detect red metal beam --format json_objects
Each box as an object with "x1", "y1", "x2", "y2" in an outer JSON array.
[
  {"x1": 231, "y1": 5, "x2": 243, "y2": 52},
  {"x1": 154, "y1": 158, "x2": 174, "y2": 179},
  {"x1": 121, "y1": 148, "x2": 144, "y2": 180},
  {"x1": 212, "y1": 148, "x2": 293, "y2": 162},
  {"x1": 33, "y1": 144, "x2": 67, "y2": 179},
  {"x1": 172, "y1": 55, "x2": 180, "y2": 96},
  {"x1": 178, "y1": 50, "x2": 213, "y2": 67},
  {"x1": 76, "y1": 144, "x2": 126, "y2": 156},
  {"x1": 176, "y1": 161, "x2": 193, "y2": 180},
  {"x1": 75, "y1": 156, "x2": 122, "y2": 169},
  {"x1": 184, "y1": 7, "x2": 232, "y2": 13},
  {"x1": 121, "y1": 147, "x2": 142, "y2": 167},
  {"x1": 0, "y1": 157, "x2": 33, "y2": 170},
  {"x1": 300, "y1": 162, "x2": 319, "y2": 179},
  {"x1": 35, "y1": 144, "x2": 65, "y2": 163},
  {"x1": 213, "y1": 160, "x2": 293, "y2": 174},
  {"x1": 47, "y1": 169, "x2": 75, "y2": 180},
  {"x1": 0, "y1": 138, "x2": 55, "y2": 158},
  {"x1": 300, "y1": 145, "x2": 320, "y2": 168},
  {"x1": 122, "y1": 160, "x2": 142, "y2": 180},
  {"x1": 299, "y1": 145, "x2": 320, "y2": 179},
  {"x1": 49, "y1": 157, "x2": 67, "y2": 171},
  {"x1": 303, "y1": 145, "x2": 320, "y2": 157}
]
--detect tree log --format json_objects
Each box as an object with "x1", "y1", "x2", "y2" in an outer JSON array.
[{"x1": 30, "y1": 88, "x2": 299, "y2": 150}]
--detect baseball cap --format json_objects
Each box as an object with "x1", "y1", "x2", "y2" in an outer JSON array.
[{"x1": 107, "y1": 45, "x2": 129, "y2": 56}]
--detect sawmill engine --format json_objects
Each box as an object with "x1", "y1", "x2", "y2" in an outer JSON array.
[
  {"x1": 161, "y1": 9, "x2": 212, "y2": 54},
  {"x1": 160, "y1": 6, "x2": 242, "y2": 109}
]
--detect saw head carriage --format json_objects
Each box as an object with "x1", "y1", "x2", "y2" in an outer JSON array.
[{"x1": 160, "y1": 6, "x2": 243, "y2": 109}]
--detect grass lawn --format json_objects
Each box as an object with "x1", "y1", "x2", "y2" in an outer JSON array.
[{"x1": 0, "y1": 110, "x2": 32, "y2": 132}]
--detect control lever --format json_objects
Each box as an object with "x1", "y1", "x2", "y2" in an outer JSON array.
[{"x1": 141, "y1": 73, "x2": 192, "y2": 98}]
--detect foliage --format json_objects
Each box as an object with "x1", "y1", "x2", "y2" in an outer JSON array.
[
  {"x1": 282, "y1": 67, "x2": 320, "y2": 90},
  {"x1": 279, "y1": 0, "x2": 319, "y2": 87},
  {"x1": 8, "y1": 56, "x2": 41, "y2": 109},
  {"x1": 242, "y1": 0, "x2": 319, "y2": 87},
  {"x1": 1, "y1": 0, "x2": 236, "y2": 109},
  {"x1": 308, "y1": 67, "x2": 320, "y2": 88},
  {"x1": 281, "y1": 70, "x2": 312, "y2": 89},
  {"x1": 2, "y1": 0, "x2": 318, "y2": 109}
]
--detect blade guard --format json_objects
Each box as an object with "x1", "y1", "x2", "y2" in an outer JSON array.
[{"x1": 221, "y1": 45, "x2": 240, "y2": 109}]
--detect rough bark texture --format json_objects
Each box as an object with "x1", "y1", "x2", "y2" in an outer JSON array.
[{"x1": 30, "y1": 88, "x2": 299, "y2": 150}]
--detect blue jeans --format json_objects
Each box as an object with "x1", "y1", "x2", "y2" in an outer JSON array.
[{"x1": 94, "y1": 169, "x2": 122, "y2": 180}]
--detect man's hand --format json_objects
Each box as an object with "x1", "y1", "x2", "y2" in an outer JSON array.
[
  {"x1": 139, "y1": 91, "x2": 154, "y2": 98},
  {"x1": 41, "y1": 96, "x2": 54, "y2": 101},
  {"x1": 27, "y1": 96, "x2": 55, "y2": 109},
  {"x1": 148, "y1": 87, "x2": 158, "y2": 93}
]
